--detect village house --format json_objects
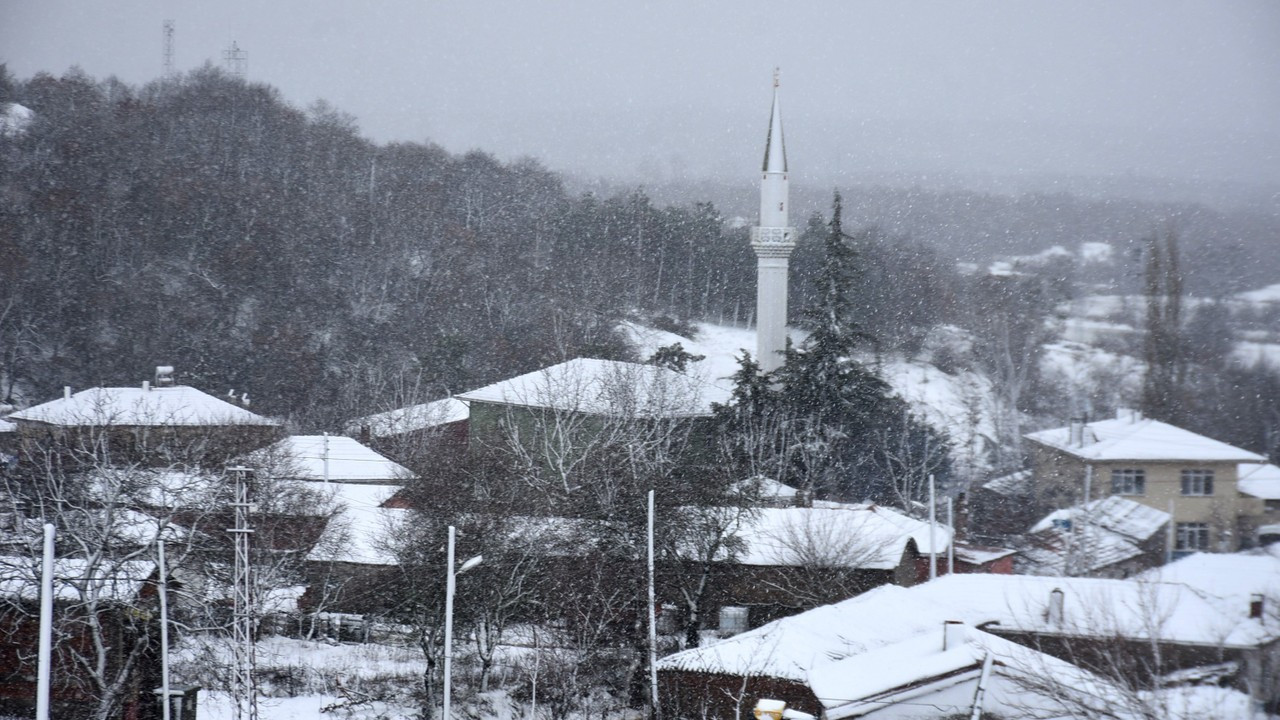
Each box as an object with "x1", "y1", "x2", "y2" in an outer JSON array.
[
  {"x1": 0, "y1": 557, "x2": 161, "y2": 720},
  {"x1": 348, "y1": 396, "x2": 470, "y2": 468},
  {"x1": 1018, "y1": 495, "x2": 1170, "y2": 578},
  {"x1": 809, "y1": 622, "x2": 1137, "y2": 720},
  {"x1": 6, "y1": 367, "x2": 281, "y2": 466},
  {"x1": 655, "y1": 571, "x2": 1280, "y2": 719},
  {"x1": 1023, "y1": 409, "x2": 1267, "y2": 554}
]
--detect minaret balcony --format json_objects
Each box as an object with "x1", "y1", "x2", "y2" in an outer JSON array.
[{"x1": 751, "y1": 226, "x2": 796, "y2": 247}]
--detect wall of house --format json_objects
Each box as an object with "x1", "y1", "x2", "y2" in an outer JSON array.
[
  {"x1": 658, "y1": 670, "x2": 820, "y2": 720},
  {"x1": 1029, "y1": 441, "x2": 1265, "y2": 551}
]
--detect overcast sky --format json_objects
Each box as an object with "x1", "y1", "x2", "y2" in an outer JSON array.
[{"x1": 3, "y1": 1, "x2": 1279, "y2": 200}]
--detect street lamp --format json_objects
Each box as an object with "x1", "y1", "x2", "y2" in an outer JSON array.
[{"x1": 444, "y1": 525, "x2": 482, "y2": 720}]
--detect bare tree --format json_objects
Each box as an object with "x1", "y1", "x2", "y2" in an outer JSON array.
[{"x1": 756, "y1": 508, "x2": 903, "y2": 610}]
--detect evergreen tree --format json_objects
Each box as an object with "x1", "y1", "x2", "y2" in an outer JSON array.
[{"x1": 716, "y1": 192, "x2": 951, "y2": 504}]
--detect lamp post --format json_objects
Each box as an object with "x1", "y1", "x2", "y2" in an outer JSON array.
[{"x1": 443, "y1": 525, "x2": 482, "y2": 720}]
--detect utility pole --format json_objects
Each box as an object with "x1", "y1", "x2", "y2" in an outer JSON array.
[
  {"x1": 227, "y1": 466, "x2": 258, "y2": 720},
  {"x1": 444, "y1": 526, "x2": 482, "y2": 720},
  {"x1": 928, "y1": 475, "x2": 937, "y2": 580},
  {"x1": 36, "y1": 524, "x2": 54, "y2": 720},
  {"x1": 647, "y1": 489, "x2": 660, "y2": 720}
]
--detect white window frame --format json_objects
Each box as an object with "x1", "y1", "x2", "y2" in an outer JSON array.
[
  {"x1": 718, "y1": 606, "x2": 749, "y2": 636},
  {"x1": 1175, "y1": 522, "x2": 1210, "y2": 551},
  {"x1": 1111, "y1": 468, "x2": 1146, "y2": 496},
  {"x1": 1180, "y1": 469, "x2": 1214, "y2": 496}
]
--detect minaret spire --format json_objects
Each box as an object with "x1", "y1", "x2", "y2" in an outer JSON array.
[{"x1": 751, "y1": 71, "x2": 796, "y2": 374}]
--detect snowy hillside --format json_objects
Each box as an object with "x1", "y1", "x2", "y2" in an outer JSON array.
[{"x1": 622, "y1": 321, "x2": 999, "y2": 478}]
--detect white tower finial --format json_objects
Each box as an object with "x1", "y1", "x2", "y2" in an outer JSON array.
[{"x1": 751, "y1": 73, "x2": 796, "y2": 374}]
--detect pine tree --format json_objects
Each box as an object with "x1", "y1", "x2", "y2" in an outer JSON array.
[{"x1": 717, "y1": 192, "x2": 950, "y2": 503}]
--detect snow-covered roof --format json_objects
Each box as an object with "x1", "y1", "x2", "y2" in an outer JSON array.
[
  {"x1": 306, "y1": 483, "x2": 406, "y2": 565},
  {"x1": 1238, "y1": 462, "x2": 1280, "y2": 500},
  {"x1": 458, "y1": 358, "x2": 732, "y2": 417},
  {"x1": 952, "y1": 542, "x2": 1016, "y2": 566},
  {"x1": 1030, "y1": 496, "x2": 1169, "y2": 542},
  {"x1": 733, "y1": 476, "x2": 798, "y2": 501},
  {"x1": 0, "y1": 556, "x2": 156, "y2": 602},
  {"x1": 982, "y1": 469, "x2": 1032, "y2": 496},
  {"x1": 9, "y1": 386, "x2": 277, "y2": 427},
  {"x1": 655, "y1": 573, "x2": 1277, "y2": 680},
  {"x1": 249, "y1": 435, "x2": 411, "y2": 483},
  {"x1": 349, "y1": 397, "x2": 470, "y2": 438},
  {"x1": 728, "y1": 502, "x2": 951, "y2": 570},
  {"x1": 812, "y1": 624, "x2": 1134, "y2": 720},
  {"x1": 1138, "y1": 549, "x2": 1280, "y2": 617},
  {"x1": 1019, "y1": 525, "x2": 1144, "y2": 577},
  {"x1": 1024, "y1": 416, "x2": 1262, "y2": 463},
  {"x1": 0, "y1": 418, "x2": 14, "y2": 433}
]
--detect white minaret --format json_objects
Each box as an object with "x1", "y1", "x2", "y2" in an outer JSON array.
[{"x1": 750, "y1": 70, "x2": 795, "y2": 374}]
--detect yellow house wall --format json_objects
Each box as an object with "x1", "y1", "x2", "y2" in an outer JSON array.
[{"x1": 1028, "y1": 441, "x2": 1267, "y2": 551}]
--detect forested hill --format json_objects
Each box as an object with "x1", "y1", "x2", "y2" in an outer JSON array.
[
  {"x1": 0, "y1": 67, "x2": 764, "y2": 426},
  {"x1": 3, "y1": 66, "x2": 1276, "y2": 439}
]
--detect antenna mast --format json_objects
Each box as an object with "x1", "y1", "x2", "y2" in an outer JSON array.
[
  {"x1": 223, "y1": 41, "x2": 248, "y2": 79},
  {"x1": 162, "y1": 20, "x2": 175, "y2": 78},
  {"x1": 227, "y1": 466, "x2": 259, "y2": 720}
]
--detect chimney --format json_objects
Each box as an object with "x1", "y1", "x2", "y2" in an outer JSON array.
[
  {"x1": 1115, "y1": 407, "x2": 1129, "y2": 422},
  {"x1": 943, "y1": 620, "x2": 966, "y2": 651},
  {"x1": 155, "y1": 365, "x2": 175, "y2": 387},
  {"x1": 1250, "y1": 593, "x2": 1264, "y2": 620},
  {"x1": 1048, "y1": 588, "x2": 1065, "y2": 626},
  {"x1": 142, "y1": 380, "x2": 151, "y2": 392},
  {"x1": 1068, "y1": 418, "x2": 1085, "y2": 447},
  {"x1": 63, "y1": 386, "x2": 71, "y2": 401}
]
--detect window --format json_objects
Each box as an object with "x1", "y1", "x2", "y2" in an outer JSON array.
[
  {"x1": 718, "y1": 606, "x2": 749, "y2": 636},
  {"x1": 1175, "y1": 522, "x2": 1210, "y2": 552},
  {"x1": 1111, "y1": 468, "x2": 1145, "y2": 496},
  {"x1": 1181, "y1": 469, "x2": 1214, "y2": 496}
]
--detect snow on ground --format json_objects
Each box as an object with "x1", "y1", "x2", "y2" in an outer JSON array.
[
  {"x1": 1147, "y1": 685, "x2": 1267, "y2": 720},
  {"x1": 1237, "y1": 283, "x2": 1280, "y2": 304},
  {"x1": 1079, "y1": 241, "x2": 1114, "y2": 264},
  {"x1": 1040, "y1": 341, "x2": 1143, "y2": 404},
  {"x1": 1234, "y1": 340, "x2": 1280, "y2": 370},
  {"x1": 1058, "y1": 294, "x2": 1137, "y2": 320},
  {"x1": 1060, "y1": 317, "x2": 1137, "y2": 345}
]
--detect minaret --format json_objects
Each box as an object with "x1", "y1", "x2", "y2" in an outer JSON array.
[{"x1": 751, "y1": 70, "x2": 795, "y2": 374}]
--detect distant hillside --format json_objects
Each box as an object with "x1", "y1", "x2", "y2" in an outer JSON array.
[{"x1": 581, "y1": 176, "x2": 1280, "y2": 296}]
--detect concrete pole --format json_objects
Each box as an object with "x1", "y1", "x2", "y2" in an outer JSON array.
[
  {"x1": 159, "y1": 540, "x2": 171, "y2": 720},
  {"x1": 946, "y1": 497, "x2": 955, "y2": 576},
  {"x1": 647, "y1": 489, "x2": 660, "y2": 720},
  {"x1": 36, "y1": 524, "x2": 55, "y2": 720},
  {"x1": 928, "y1": 475, "x2": 938, "y2": 581},
  {"x1": 444, "y1": 525, "x2": 456, "y2": 720}
]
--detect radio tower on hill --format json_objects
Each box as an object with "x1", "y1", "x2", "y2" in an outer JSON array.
[
  {"x1": 223, "y1": 41, "x2": 248, "y2": 79},
  {"x1": 162, "y1": 20, "x2": 175, "y2": 78}
]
